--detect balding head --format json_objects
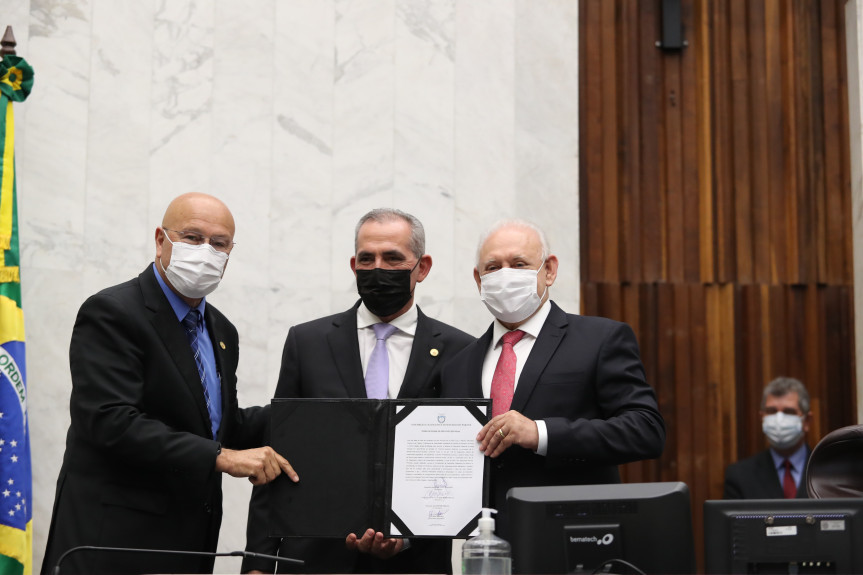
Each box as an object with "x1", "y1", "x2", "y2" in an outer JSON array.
[
  {"x1": 473, "y1": 219, "x2": 559, "y2": 329},
  {"x1": 155, "y1": 193, "x2": 235, "y2": 306},
  {"x1": 161, "y1": 193, "x2": 235, "y2": 237},
  {"x1": 476, "y1": 220, "x2": 549, "y2": 269}
]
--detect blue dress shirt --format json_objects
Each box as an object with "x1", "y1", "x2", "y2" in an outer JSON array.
[{"x1": 152, "y1": 263, "x2": 222, "y2": 438}]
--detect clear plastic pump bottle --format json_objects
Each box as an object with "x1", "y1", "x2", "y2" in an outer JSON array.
[{"x1": 461, "y1": 508, "x2": 511, "y2": 575}]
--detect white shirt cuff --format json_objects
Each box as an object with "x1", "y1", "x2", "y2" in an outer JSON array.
[{"x1": 535, "y1": 419, "x2": 548, "y2": 456}]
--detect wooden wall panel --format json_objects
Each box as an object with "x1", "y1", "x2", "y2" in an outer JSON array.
[{"x1": 579, "y1": 0, "x2": 856, "y2": 569}]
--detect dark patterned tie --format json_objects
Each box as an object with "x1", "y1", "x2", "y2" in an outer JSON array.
[{"x1": 182, "y1": 310, "x2": 213, "y2": 432}]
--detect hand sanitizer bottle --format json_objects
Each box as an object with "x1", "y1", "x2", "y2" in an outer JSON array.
[{"x1": 461, "y1": 508, "x2": 511, "y2": 575}]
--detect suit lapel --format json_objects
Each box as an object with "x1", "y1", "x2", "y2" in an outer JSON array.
[
  {"x1": 140, "y1": 266, "x2": 212, "y2": 434},
  {"x1": 327, "y1": 305, "x2": 367, "y2": 397},
  {"x1": 510, "y1": 302, "x2": 567, "y2": 413},
  {"x1": 398, "y1": 308, "x2": 440, "y2": 398},
  {"x1": 469, "y1": 327, "x2": 494, "y2": 398},
  {"x1": 756, "y1": 450, "x2": 785, "y2": 498}
]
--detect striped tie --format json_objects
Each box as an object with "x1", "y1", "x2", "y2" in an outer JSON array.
[{"x1": 182, "y1": 310, "x2": 213, "y2": 434}]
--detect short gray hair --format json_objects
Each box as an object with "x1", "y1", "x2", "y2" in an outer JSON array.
[
  {"x1": 355, "y1": 208, "x2": 425, "y2": 259},
  {"x1": 761, "y1": 377, "x2": 810, "y2": 413},
  {"x1": 475, "y1": 219, "x2": 550, "y2": 268}
]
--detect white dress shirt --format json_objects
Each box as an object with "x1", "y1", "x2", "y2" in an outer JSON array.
[
  {"x1": 481, "y1": 299, "x2": 553, "y2": 455},
  {"x1": 357, "y1": 302, "x2": 418, "y2": 399}
]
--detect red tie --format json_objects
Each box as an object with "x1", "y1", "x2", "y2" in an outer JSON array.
[
  {"x1": 783, "y1": 459, "x2": 797, "y2": 499},
  {"x1": 490, "y1": 330, "x2": 526, "y2": 417}
]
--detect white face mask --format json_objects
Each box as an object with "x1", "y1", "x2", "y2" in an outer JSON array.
[
  {"x1": 160, "y1": 234, "x2": 229, "y2": 299},
  {"x1": 762, "y1": 412, "x2": 804, "y2": 451},
  {"x1": 479, "y1": 263, "x2": 547, "y2": 324}
]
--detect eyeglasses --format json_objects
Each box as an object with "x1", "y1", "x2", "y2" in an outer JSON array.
[{"x1": 162, "y1": 227, "x2": 235, "y2": 254}]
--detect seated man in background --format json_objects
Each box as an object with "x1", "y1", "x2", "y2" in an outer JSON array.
[{"x1": 723, "y1": 376, "x2": 812, "y2": 499}]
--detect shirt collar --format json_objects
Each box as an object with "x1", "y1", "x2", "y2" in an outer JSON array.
[
  {"x1": 356, "y1": 300, "x2": 418, "y2": 336},
  {"x1": 769, "y1": 442, "x2": 809, "y2": 471},
  {"x1": 152, "y1": 262, "x2": 207, "y2": 321},
  {"x1": 491, "y1": 299, "x2": 552, "y2": 347}
]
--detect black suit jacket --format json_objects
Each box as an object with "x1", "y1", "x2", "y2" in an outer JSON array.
[
  {"x1": 243, "y1": 302, "x2": 473, "y2": 574},
  {"x1": 441, "y1": 301, "x2": 665, "y2": 539},
  {"x1": 723, "y1": 447, "x2": 812, "y2": 499},
  {"x1": 41, "y1": 265, "x2": 267, "y2": 575}
]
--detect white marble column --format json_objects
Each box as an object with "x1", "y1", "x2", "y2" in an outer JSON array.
[{"x1": 846, "y1": 0, "x2": 863, "y2": 425}]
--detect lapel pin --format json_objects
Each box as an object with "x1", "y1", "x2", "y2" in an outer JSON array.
[
  {"x1": 219, "y1": 342, "x2": 226, "y2": 349},
  {"x1": 430, "y1": 348, "x2": 439, "y2": 357}
]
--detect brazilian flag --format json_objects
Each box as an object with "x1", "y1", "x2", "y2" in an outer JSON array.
[{"x1": 0, "y1": 54, "x2": 34, "y2": 575}]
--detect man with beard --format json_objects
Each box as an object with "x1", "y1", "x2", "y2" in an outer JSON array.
[{"x1": 243, "y1": 208, "x2": 473, "y2": 574}]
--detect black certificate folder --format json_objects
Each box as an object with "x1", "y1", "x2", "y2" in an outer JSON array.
[{"x1": 268, "y1": 398, "x2": 490, "y2": 539}]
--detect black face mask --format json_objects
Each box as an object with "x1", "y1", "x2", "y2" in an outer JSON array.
[{"x1": 356, "y1": 262, "x2": 419, "y2": 318}]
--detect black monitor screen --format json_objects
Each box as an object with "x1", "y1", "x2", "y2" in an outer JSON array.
[
  {"x1": 507, "y1": 482, "x2": 695, "y2": 574},
  {"x1": 704, "y1": 498, "x2": 863, "y2": 574}
]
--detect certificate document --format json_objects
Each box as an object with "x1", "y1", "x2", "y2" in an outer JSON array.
[
  {"x1": 389, "y1": 403, "x2": 488, "y2": 537},
  {"x1": 268, "y1": 398, "x2": 489, "y2": 539}
]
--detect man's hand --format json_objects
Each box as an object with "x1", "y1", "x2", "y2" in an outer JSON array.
[
  {"x1": 345, "y1": 528, "x2": 404, "y2": 559},
  {"x1": 215, "y1": 446, "x2": 299, "y2": 485},
  {"x1": 477, "y1": 410, "x2": 538, "y2": 457}
]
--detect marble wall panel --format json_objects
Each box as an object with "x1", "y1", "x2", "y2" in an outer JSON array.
[
  {"x1": 85, "y1": 0, "x2": 154, "y2": 289},
  {"x1": 331, "y1": 0, "x2": 397, "y2": 314},
  {"x1": 22, "y1": 0, "x2": 92, "y2": 276},
  {"x1": 25, "y1": 267, "x2": 80, "y2": 575},
  {"x1": 5, "y1": 1, "x2": 581, "y2": 571},
  {"x1": 393, "y1": 0, "x2": 457, "y2": 324},
  {"x1": 149, "y1": 0, "x2": 216, "y2": 210},
  {"x1": 452, "y1": 0, "x2": 516, "y2": 337},
  {"x1": 514, "y1": 0, "x2": 579, "y2": 314},
  {"x1": 268, "y1": 0, "x2": 335, "y2": 387},
  {"x1": 846, "y1": 0, "x2": 863, "y2": 425}
]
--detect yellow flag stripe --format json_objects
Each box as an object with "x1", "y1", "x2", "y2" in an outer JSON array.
[
  {"x1": 0, "y1": 294, "x2": 24, "y2": 344},
  {"x1": 0, "y1": 99, "x2": 14, "y2": 252},
  {"x1": 0, "y1": 521, "x2": 32, "y2": 575}
]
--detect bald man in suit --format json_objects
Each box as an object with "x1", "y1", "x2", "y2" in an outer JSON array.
[
  {"x1": 441, "y1": 219, "x2": 665, "y2": 540},
  {"x1": 42, "y1": 193, "x2": 296, "y2": 575}
]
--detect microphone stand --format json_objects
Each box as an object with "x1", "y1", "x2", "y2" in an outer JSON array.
[{"x1": 52, "y1": 545, "x2": 303, "y2": 575}]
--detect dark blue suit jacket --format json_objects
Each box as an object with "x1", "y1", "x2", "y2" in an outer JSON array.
[
  {"x1": 441, "y1": 301, "x2": 665, "y2": 539},
  {"x1": 723, "y1": 447, "x2": 811, "y2": 499}
]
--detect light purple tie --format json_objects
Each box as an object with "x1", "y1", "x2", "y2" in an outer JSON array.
[{"x1": 365, "y1": 323, "x2": 398, "y2": 399}]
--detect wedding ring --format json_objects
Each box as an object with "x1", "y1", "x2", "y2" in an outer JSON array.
[{"x1": 498, "y1": 428, "x2": 506, "y2": 440}]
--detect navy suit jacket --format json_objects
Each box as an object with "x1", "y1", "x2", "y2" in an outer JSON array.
[
  {"x1": 441, "y1": 301, "x2": 665, "y2": 539},
  {"x1": 243, "y1": 302, "x2": 474, "y2": 574},
  {"x1": 723, "y1": 447, "x2": 811, "y2": 499},
  {"x1": 42, "y1": 265, "x2": 267, "y2": 575}
]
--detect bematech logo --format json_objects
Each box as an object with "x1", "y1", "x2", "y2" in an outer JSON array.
[{"x1": 570, "y1": 534, "x2": 615, "y2": 546}]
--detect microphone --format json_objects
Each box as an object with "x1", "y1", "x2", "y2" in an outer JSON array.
[{"x1": 52, "y1": 545, "x2": 304, "y2": 575}]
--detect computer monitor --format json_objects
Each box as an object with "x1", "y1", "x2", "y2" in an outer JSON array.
[
  {"x1": 507, "y1": 482, "x2": 695, "y2": 574},
  {"x1": 704, "y1": 498, "x2": 863, "y2": 574}
]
